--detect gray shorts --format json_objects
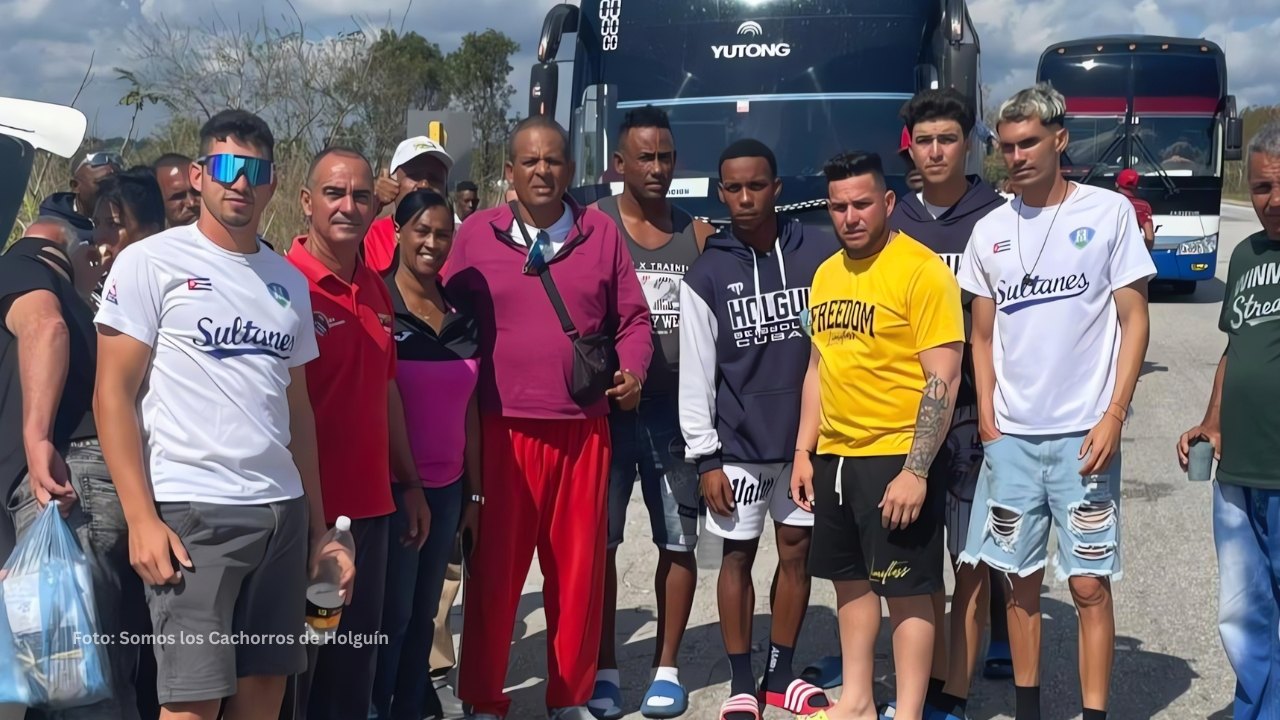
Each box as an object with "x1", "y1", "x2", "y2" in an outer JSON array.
[
  {"x1": 147, "y1": 496, "x2": 309, "y2": 705},
  {"x1": 607, "y1": 394, "x2": 701, "y2": 552},
  {"x1": 936, "y1": 404, "x2": 983, "y2": 558}
]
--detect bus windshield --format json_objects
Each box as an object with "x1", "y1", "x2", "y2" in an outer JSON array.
[
  {"x1": 1133, "y1": 116, "x2": 1216, "y2": 176},
  {"x1": 1062, "y1": 116, "x2": 1125, "y2": 171},
  {"x1": 614, "y1": 94, "x2": 910, "y2": 179},
  {"x1": 1039, "y1": 50, "x2": 1223, "y2": 99}
]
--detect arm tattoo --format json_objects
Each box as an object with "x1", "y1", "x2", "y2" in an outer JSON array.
[{"x1": 905, "y1": 372, "x2": 954, "y2": 477}]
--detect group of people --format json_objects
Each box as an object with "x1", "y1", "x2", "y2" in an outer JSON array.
[{"x1": 1, "y1": 76, "x2": 1278, "y2": 720}]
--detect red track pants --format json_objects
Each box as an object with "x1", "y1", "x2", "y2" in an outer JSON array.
[{"x1": 458, "y1": 414, "x2": 611, "y2": 716}]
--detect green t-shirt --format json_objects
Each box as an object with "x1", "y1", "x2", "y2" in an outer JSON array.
[{"x1": 1218, "y1": 231, "x2": 1280, "y2": 488}]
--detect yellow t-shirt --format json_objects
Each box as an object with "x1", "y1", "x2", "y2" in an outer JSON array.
[{"x1": 808, "y1": 232, "x2": 964, "y2": 456}]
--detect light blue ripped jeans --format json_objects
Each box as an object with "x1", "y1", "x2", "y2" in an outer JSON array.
[
  {"x1": 1214, "y1": 481, "x2": 1280, "y2": 720},
  {"x1": 959, "y1": 432, "x2": 1122, "y2": 581}
]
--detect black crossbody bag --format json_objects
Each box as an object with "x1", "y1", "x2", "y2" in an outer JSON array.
[{"x1": 510, "y1": 204, "x2": 619, "y2": 405}]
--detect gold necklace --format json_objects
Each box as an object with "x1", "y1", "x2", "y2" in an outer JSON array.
[{"x1": 397, "y1": 276, "x2": 446, "y2": 326}]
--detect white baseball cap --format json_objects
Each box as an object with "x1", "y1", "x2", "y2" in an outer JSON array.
[{"x1": 389, "y1": 136, "x2": 453, "y2": 175}]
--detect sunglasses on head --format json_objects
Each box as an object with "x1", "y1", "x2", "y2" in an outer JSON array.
[
  {"x1": 199, "y1": 154, "x2": 274, "y2": 187},
  {"x1": 77, "y1": 152, "x2": 123, "y2": 171}
]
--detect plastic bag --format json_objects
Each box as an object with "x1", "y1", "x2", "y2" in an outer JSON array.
[
  {"x1": 0, "y1": 503, "x2": 110, "y2": 709},
  {"x1": 0, "y1": 582, "x2": 29, "y2": 706}
]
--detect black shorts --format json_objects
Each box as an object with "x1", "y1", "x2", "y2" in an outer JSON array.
[{"x1": 807, "y1": 453, "x2": 944, "y2": 597}]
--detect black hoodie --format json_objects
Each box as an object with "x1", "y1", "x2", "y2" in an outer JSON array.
[
  {"x1": 889, "y1": 175, "x2": 1005, "y2": 405},
  {"x1": 890, "y1": 175, "x2": 1005, "y2": 273},
  {"x1": 678, "y1": 215, "x2": 837, "y2": 473},
  {"x1": 38, "y1": 192, "x2": 95, "y2": 245}
]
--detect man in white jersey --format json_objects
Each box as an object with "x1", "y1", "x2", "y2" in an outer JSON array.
[
  {"x1": 955, "y1": 83, "x2": 1154, "y2": 720},
  {"x1": 93, "y1": 109, "x2": 349, "y2": 720}
]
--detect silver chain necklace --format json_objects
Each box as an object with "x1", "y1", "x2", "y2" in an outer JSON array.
[{"x1": 1016, "y1": 182, "x2": 1073, "y2": 290}]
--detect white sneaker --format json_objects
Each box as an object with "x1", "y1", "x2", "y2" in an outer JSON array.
[{"x1": 548, "y1": 708, "x2": 595, "y2": 720}]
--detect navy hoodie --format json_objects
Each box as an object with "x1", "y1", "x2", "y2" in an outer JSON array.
[
  {"x1": 678, "y1": 215, "x2": 836, "y2": 474},
  {"x1": 889, "y1": 175, "x2": 1005, "y2": 405},
  {"x1": 38, "y1": 192, "x2": 94, "y2": 245}
]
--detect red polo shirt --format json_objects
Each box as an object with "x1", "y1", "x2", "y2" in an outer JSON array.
[
  {"x1": 362, "y1": 217, "x2": 397, "y2": 276},
  {"x1": 287, "y1": 236, "x2": 397, "y2": 523}
]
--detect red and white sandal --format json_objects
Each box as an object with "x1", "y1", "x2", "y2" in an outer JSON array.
[
  {"x1": 762, "y1": 678, "x2": 830, "y2": 714},
  {"x1": 719, "y1": 692, "x2": 762, "y2": 720}
]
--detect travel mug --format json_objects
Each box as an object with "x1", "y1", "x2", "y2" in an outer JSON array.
[{"x1": 1187, "y1": 438, "x2": 1215, "y2": 482}]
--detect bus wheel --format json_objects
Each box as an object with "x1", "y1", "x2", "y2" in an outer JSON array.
[{"x1": 1171, "y1": 280, "x2": 1197, "y2": 295}]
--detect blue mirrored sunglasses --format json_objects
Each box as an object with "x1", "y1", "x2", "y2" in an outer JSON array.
[{"x1": 199, "y1": 154, "x2": 274, "y2": 187}]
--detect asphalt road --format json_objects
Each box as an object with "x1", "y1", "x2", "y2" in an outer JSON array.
[{"x1": 488, "y1": 202, "x2": 1261, "y2": 720}]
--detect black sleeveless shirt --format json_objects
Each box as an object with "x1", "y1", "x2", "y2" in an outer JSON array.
[{"x1": 597, "y1": 194, "x2": 701, "y2": 397}]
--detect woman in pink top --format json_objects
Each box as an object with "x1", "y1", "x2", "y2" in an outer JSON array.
[{"x1": 372, "y1": 190, "x2": 480, "y2": 720}]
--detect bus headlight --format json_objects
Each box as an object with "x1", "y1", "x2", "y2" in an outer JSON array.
[{"x1": 1178, "y1": 234, "x2": 1218, "y2": 255}]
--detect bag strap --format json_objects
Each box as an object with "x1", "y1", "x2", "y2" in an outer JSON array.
[{"x1": 510, "y1": 201, "x2": 580, "y2": 340}]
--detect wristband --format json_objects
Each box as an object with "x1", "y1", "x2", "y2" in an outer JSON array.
[
  {"x1": 795, "y1": 448, "x2": 813, "y2": 455},
  {"x1": 466, "y1": 494, "x2": 485, "y2": 506},
  {"x1": 904, "y1": 465, "x2": 929, "y2": 481}
]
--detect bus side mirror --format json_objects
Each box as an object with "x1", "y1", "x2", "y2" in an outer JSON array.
[
  {"x1": 944, "y1": 0, "x2": 966, "y2": 44},
  {"x1": 537, "y1": 3, "x2": 579, "y2": 63},
  {"x1": 915, "y1": 64, "x2": 939, "y2": 92},
  {"x1": 529, "y1": 63, "x2": 559, "y2": 118},
  {"x1": 1225, "y1": 117, "x2": 1244, "y2": 162}
]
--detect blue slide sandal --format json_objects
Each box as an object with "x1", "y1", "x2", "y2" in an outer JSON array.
[
  {"x1": 641, "y1": 679, "x2": 688, "y2": 718},
  {"x1": 800, "y1": 655, "x2": 844, "y2": 690},
  {"x1": 588, "y1": 679, "x2": 625, "y2": 720}
]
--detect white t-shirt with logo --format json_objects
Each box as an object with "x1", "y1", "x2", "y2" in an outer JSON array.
[
  {"x1": 94, "y1": 224, "x2": 320, "y2": 504},
  {"x1": 957, "y1": 183, "x2": 1156, "y2": 435}
]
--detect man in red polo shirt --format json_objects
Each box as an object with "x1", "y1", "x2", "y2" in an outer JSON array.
[
  {"x1": 363, "y1": 137, "x2": 453, "y2": 275},
  {"x1": 1116, "y1": 168, "x2": 1156, "y2": 250},
  {"x1": 285, "y1": 147, "x2": 431, "y2": 720}
]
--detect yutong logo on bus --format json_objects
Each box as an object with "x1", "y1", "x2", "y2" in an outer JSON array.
[{"x1": 712, "y1": 20, "x2": 791, "y2": 59}]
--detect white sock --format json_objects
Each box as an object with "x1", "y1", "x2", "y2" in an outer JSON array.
[{"x1": 652, "y1": 666, "x2": 680, "y2": 686}]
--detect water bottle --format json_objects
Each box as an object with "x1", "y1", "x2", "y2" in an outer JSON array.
[{"x1": 304, "y1": 516, "x2": 354, "y2": 644}]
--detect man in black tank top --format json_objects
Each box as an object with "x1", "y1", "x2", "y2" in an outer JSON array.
[{"x1": 588, "y1": 106, "x2": 714, "y2": 720}]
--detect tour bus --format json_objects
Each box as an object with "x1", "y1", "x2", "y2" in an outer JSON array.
[
  {"x1": 1037, "y1": 35, "x2": 1243, "y2": 294},
  {"x1": 527, "y1": 0, "x2": 986, "y2": 227}
]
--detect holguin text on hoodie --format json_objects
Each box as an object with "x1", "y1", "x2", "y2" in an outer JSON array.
[{"x1": 679, "y1": 216, "x2": 837, "y2": 474}]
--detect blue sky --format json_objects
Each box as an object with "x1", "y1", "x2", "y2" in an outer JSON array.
[{"x1": 0, "y1": 0, "x2": 1274, "y2": 138}]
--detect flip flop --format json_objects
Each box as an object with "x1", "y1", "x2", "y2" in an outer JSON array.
[
  {"x1": 719, "y1": 693, "x2": 761, "y2": 720},
  {"x1": 983, "y1": 640, "x2": 1014, "y2": 680},
  {"x1": 640, "y1": 679, "x2": 688, "y2": 718},
  {"x1": 798, "y1": 712, "x2": 833, "y2": 720},
  {"x1": 587, "y1": 679, "x2": 624, "y2": 720},
  {"x1": 800, "y1": 655, "x2": 843, "y2": 689},
  {"x1": 761, "y1": 678, "x2": 829, "y2": 714}
]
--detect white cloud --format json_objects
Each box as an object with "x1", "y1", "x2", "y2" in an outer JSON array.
[
  {"x1": 0, "y1": 0, "x2": 55, "y2": 22},
  {"x1": 969, "y1": 0, "x2": 1272, "y2": 108},
  {"x1": 0, "y1": 0, "x2": 1273, "y2": 138}
]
